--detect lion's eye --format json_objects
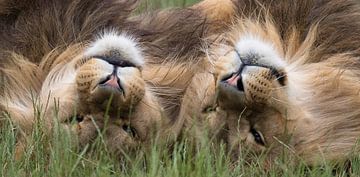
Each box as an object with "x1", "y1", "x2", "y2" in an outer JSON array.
[
  {"x1": 250, "y1": 128, "x2": 265, "y2": 146},
  {"x1": 122, "y1": 124, "x2": 137, "y2": 138},
  {"x1": 76, "y1": 114, "x2": 84, "y2": 122},
  {"x1": 66, "y1": 114, "x2": 84, "y2": 123},
  {"x1": 202, "y1": 105, "x2": 218, "y2": 113}
]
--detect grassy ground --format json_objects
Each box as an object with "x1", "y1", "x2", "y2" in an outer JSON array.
[
  {"x1": 1, "y1": 114, "x2": 359, "y2": 177},
  {"x1": 1, "y1": 0, "x2": 360, "y2": 176}
]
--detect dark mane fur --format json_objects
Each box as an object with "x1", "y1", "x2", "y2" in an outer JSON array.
[
  {"x1": 0, "y1": 0, "x2": 213, "y2": 125},
  {"x1": 232, "y1": 0, "x2": 360, "y2": 62},
  {"x1": 0, "y1": 0, "x2": 211, "y2": 67},
  {"x1": 0, "y1": 0, "x2": 138, "y2": 64},
  {"x1": 130, "y1": 8, "x2": 209, "y2": 64}
]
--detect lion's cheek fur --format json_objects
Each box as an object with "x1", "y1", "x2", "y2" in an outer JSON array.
[{"x1": 278, "y1": 62, "x2": 360, "y2": 163}]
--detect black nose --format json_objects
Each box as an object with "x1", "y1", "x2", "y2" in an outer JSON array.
[
  {"x1": 98, "y1": 74, "x2": 123, "y2": 93},
  {"x1": 221, "y1": 64, "x2": 246, "y2": 92},
  {"x1": 221, "y1": 72, "x2": 244, "y2": 92}
]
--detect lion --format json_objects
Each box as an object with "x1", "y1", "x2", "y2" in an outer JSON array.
[
  {"x1": 1, "y1": 31, "x2": 167, "y2": 158},
  {"x1": 0, "y1": 0, "x2": 155, "y2": 158},
  {"x1": 0, "y1": 0, "x2": 218, "y2": 159},
  {"x1": 176, "y1": 0, "x2": 360, "y2": 165},
  {"x1": 8, "y1": 0, "x2": 360, "y2": 167}
]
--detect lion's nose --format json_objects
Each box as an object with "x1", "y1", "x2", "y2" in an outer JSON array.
[
  {"x1": 221, "y1": 64, "x2": 246, "y2": 92},
  {"x1": 98, "y1": 74, "x2": 123, "y2": 93},
  {"x1": 221, "y1": 73, "x2": 245, "y2": 92}
]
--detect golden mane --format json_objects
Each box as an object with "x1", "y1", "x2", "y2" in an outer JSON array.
[
  {"x1": 3, "y1": 0, "x2": 360, "y2": 166},
  {"x1": 176, "y1": 0, "x2": 360, "y2": 165},
  {"x1": 0, "y1": 0, "x2": 214, "y2": 159}
]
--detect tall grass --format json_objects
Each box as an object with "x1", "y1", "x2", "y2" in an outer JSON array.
[{"x1": 1, "y1": 114, "x2": 359, "y2": 177}]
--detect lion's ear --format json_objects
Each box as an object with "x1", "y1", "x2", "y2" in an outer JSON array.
[
  {"x1": 191, "y1": 0, "x2": 236, "y2": 24},
  {"x1": 85, "y1": 31, "x2": 144, "y2": 68}
]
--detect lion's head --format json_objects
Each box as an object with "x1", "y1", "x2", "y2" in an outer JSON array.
[
  {"x1": 53, "y1": 32, "x2": 165, "y2": 155},
  {"x1": 0, "y1": 32, "x2": 165, "y2": 158},
  {"x1": 179, "y1": 0, "x2": 360, "y2": 165}
]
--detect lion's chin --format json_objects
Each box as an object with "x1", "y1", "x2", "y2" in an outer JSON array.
[{"x1": 88, "y1": 85, "x2": 127, "y2": 111}]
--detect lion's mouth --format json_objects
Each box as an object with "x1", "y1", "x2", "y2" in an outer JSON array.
[
  {"x1": 220, "y1": 60, "x2": 248, "y2": 92},
  {"x1": 220, "y1": 64, "x2": 285, "y2": 92},
  {"x1": 220, "y1": 47, "x2": 287, "y2": 93},
  {"x1": 98, "y1": 73, "x2": 124, "y2": 93},
  {"x1": 221, "y1": 65, "x2": 245, "y2": 92}
]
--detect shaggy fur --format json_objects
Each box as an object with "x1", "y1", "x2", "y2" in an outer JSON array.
[
  {"x1": 0, "y1": 0, "x2": 217, "y2": 121},
  {"x1": 4, "y1": 0, "x2": 360, "y2": 166},
  {"x1": 177, "y1": 0, "x2": 360, "y2": 165},
  {"x1": 0, "y1": 0, "x2": 216, "y2": 159}
]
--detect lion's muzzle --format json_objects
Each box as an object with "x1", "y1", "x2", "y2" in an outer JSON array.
[
  {"x1": 98, "y1": 72, "x2": 124, "y2": 94},
  {"x1": 220, "y1": 64, "x2": 283, "y2": 105},
  {"x1": 217, "y1": 47, "x2": 287, "y2": 109},
  {"x1": 76, "y1": 57, "x2": 145, "y2": 114}
]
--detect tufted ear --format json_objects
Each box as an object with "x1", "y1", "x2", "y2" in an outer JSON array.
[{"x1": 85, "y1": 31, "x2": 144, "y2": 67}]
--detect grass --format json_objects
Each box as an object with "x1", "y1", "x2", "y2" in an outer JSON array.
[
  {"x1": 1, "y1": 112, "x2": 359, "y2": 177},
  {"x1": 1, "y1": 0, "x2": 360, "y2": 177},
  {"x1": 138, "y1": 0, "x2": 199, "y2": 10}
]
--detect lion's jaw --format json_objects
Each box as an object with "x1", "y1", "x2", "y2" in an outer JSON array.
[{"x1": 75, "y1": 32, "x2": 146, "y2": 116}]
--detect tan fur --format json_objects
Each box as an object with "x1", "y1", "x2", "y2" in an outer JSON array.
[
  {"x1": 1, "y1": 40, "x2": 165, "y2": 159},
  {"x1": 4, "y1": 0, "x2": 360, "y2": 166},
  {"x1": 177, "y1": 0, "x2": 360, "y2": 165},
  {"x1": 191, "y1": 0, "x2": 236, "y2": 31},
  {"x1": 0, "y1": 0, "x2": 216, "y2": 160}
]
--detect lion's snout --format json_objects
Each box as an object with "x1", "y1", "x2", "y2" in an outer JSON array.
[
  {"x1": 98, "y1": 73, "x2": 124, "y2": 94},
  {"x1": 219, "y1": 64, "x2": 285, "y2": 106},
  {"x1": 242, "y1": 66, "x2": 274, "y2": 104},
  {"x1": 76, "y1": 58, "x2": 145, "y2": 114}
]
